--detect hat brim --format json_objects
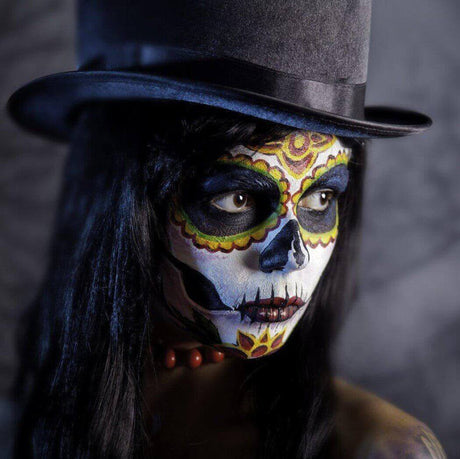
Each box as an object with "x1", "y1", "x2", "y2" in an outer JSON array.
[{"x1": 7, "y1": 70, "x2": 432, "y2": 141}]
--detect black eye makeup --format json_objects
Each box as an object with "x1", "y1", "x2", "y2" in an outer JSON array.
[
  {"x1": 296, "y1": 164, "x2": 349, "y2": 234},
  {"x1": 179, "y1": 163, "x2": 280, "y2": 237}
]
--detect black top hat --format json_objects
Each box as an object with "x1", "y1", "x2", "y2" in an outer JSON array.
[{"x1": 7, "y1": 0, "x2": 431, "y2": 141}]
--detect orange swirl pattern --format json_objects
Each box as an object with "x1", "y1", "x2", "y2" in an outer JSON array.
[{"x1": 221, "y1": 326, "x2": 286, "y2": 358}]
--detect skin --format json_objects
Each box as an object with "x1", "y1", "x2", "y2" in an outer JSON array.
[
  {"x1": 144, "y1": 367, "x2": 447, "y2": 458},
  {"x1": 159, "y1": 130, "x2": 351, "y2": 358},
  {"x1": 334, "y1": 379, "x2": 447, "y2": 459},
  {"x1": 143, "y1": 353, "x2": 259, "y2": 458},
  {"x1": 147, "y1": 129, "x2": 349, "y2": 456},
  {"x1": 145, "y1": 130, "x2": 446, "y2": 457}
]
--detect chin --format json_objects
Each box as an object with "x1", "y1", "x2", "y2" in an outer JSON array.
[
  {"x1": 161, "y1": 253, "x2": 314, "y2": 359},
  {"x1": 186, "y1": 299, "x2": 310, "y2": 359}
]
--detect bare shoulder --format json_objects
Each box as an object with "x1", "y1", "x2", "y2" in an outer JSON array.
[{"x1": 333, "y1": 378, "x2": 447, "y2": 459}]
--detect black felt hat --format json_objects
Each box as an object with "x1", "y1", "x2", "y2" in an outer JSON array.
[{"x1": 7, "y1": 0, "x2": 431, "y2": 141}]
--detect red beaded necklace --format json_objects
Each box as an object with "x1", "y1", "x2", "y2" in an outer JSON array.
[{"x1": 157, "y1": 343, "x2": 226, "y2": 369}]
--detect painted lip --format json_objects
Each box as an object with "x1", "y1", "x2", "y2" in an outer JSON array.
[{"x1": 236, "y1": 287, "x2": 306, "y2": 323}]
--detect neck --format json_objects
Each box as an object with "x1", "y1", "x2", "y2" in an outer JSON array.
[
  {"x1": 152, "y1": 312, "x2": 203, "y2": 349},
  {"x1": 145, "y1": 317, "x2": 255, "y2": 420},
  {"x1": 143, "y1": 345, "x2": 258, "y2": 456}
]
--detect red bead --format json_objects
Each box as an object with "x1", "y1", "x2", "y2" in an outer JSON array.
[
  {"x1": 164, "y1": 348, "x2": 176, "y2": 369},
  {"x1": 187, "y1": 348, "x2": 203, "y2": 369},
  {"x1": 205, "y1": 348, "x2": 225, "y2": 363}
]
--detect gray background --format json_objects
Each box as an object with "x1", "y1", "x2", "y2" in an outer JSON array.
[{"x1": 0, "y1": 0, "x2": 459, "y2": 457}]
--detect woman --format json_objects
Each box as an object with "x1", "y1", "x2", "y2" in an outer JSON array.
[
  {"x1": 8, "y1": 1, "x2": 445, "y2": 457},
  {"x1": 14, "y1": 100, "x2": 356, "y2": 457},
  {"x1": 12, "y1": 102, "x2": 446, "y2": 458}
]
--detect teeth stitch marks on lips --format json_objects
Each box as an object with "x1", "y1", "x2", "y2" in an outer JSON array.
[{"x1": 235, "y1": 283, "x2": 307, "y2": 323}]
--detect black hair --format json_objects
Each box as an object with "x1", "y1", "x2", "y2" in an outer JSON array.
[{"x1": 13, "y1": 101, "x2": 366, "y2": 458}]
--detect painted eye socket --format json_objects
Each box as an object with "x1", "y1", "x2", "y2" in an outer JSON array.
[
  {"x1": 210, "y1": 191, "x2": 256, "y2": 213},
  {"x1": 298, "y1": 189, "x2": 335, "y2": 212}
]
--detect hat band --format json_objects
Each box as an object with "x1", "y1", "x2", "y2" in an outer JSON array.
[{"x1": 80, "y1": 44, "x2": 366, "y2": 119}]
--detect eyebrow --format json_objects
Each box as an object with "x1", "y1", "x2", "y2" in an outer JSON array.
[
  {"x1": 198, "y1": 165, "x2": 279, "y2": 195},
  {"x1": 306, "y1": 164, "x2": 349, "y2": 193}
]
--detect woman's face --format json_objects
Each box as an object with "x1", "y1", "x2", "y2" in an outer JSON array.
[{"x1": 160, "y1": 130, "x2": 351, "y2": 359}]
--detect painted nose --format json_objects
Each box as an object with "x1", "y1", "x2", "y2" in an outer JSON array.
[{"x1": 259, "y1": 220, "x2": 309, "y2": 273}]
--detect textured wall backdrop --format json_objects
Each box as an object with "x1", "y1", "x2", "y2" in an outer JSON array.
[
  {"x1": 334, "y1": 1, "x2": 460, "y2": 456},
  {"x1": 1, "y1": 0, "x2": 459, "y2": 457}
]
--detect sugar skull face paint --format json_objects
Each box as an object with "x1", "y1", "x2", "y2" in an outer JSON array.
[{"x1": 160, "y1": 131, "x2": 351, "y2": 359}]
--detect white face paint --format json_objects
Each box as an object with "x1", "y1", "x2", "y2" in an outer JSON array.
[{"x1": 160, "y1": 131, "x2": 351, "y2": 359}]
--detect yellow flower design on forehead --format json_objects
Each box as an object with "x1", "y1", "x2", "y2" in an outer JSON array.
[
  {"x1": 292, "y1": 150, "x2": 350, "y2": 248},
  {"x1": 246, "y1": 131, "x2": 337, "y2": 180}
]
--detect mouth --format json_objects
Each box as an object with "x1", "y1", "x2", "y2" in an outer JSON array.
[{"x1": 236, "y1": 287, "x2": 306, "y2": 323}]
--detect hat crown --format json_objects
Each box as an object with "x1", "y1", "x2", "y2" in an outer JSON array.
[
  {"x1": 78, "y1": 0, "x2": 372, "y2": 85},
  {"x1": 8, "y1": 0, "x2": 431, "y2": 142}
]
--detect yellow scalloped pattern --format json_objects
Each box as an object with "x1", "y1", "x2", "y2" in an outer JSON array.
[
  {"x1": 246, "y1": 132, "x2": 337, "y2": 179},
  {"x1": 173, "y1": 154, "x2": 290, "y2": 252},
  {"x1": 291, "y1": 151, "x2": 350, "y2": 248}
]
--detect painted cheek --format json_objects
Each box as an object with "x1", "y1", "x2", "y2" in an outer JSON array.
[
  {"x1": 167, "y1": 221, "x2": 222, "y2": 269},
  {"x1": 167, "y1": 220, "x2": 191, "y2": 259},
  {"x1": 309, "y1": 241, "x2": 336, "y2": 268}
]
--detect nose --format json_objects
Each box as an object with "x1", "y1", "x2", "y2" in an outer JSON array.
[{"x1": 259, "y1": 220, "x2": 309, "y2": 273}]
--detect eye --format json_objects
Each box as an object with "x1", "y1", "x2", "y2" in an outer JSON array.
[
  {"x1": 298, "y1": 189, "x2": 335, "y2": 212},
  {"x1": 210, "y1": 191, "x2": 255, "y2": 213}
]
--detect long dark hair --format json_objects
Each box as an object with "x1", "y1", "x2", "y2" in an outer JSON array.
[{"x1": 14, "y1": 101, "x2": 366, "y2": 458}]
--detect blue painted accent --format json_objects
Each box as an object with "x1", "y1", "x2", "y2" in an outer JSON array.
[{"x1": 259, "y1": 220, "x2": 307, "y2": 273}]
